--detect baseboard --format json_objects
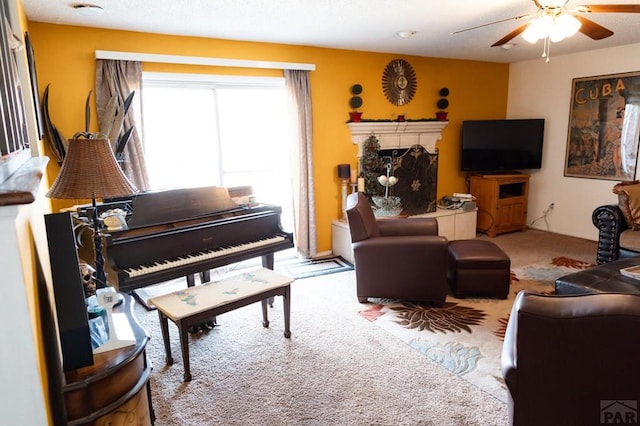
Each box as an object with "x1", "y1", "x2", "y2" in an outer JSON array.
[{"x1": 313, "y1": 250, "x2": 333, "y2": 259}]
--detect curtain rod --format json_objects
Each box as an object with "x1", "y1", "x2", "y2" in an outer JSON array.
[{"x1": 95, "y1": 50, "x2": 316, "y2": 71}]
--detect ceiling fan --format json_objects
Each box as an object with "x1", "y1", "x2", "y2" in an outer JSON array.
[{"x1": 455, "y1": 1, "x2": 640, "y2": 59}]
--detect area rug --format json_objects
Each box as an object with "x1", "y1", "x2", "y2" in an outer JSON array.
[
  {"x1": 276, "y1": 255, "x2": 353, "y2": 279},
  {"x1": 358, "y1": 256, "x2": 595, "y2": 403},
  {"x1": 133, "y1": 256, "x2": 353, "y2": 309}
]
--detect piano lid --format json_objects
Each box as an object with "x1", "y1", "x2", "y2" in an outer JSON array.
[{"x1": 127, "y1": 186, "x2": 241, "y2": 228}]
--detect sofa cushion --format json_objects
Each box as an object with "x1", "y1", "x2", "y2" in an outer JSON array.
[
  {"x1": 620, "y1": 229, "x2": 640, "y2": 252},
  {"x1": 612, "y1": 180, "x2": 640, "y2": 230}
]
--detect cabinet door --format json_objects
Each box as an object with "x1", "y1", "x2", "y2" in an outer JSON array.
[
  {"x1": 454, "y1": 210, "x2": 478, "y2": 240},
  {"x1": 94, "y1": 385, "x2": 152, "y2": 426},
  {"x1": 436, "y1": 214, "x2": 455, "y2": 240},
  {"x1": 496, "y1": 197, "x2": 526, "y2": 232},
  {"x1": 332, "y1": 221, "x2": 354, "y2": 263}
]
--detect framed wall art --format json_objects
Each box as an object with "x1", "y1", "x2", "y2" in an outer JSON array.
[
  {"x1": 564, "y1": 71, "x2": 640, "y2": 181},
  {"x1": 25, "y1": 32, "x2": 44, "y2": 140}
]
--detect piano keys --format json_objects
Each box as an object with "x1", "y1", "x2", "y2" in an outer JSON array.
[
  {"x1": 102, "y1": 186, "x2": 294, "y2": 294},
  {"x1": 123, "y1": 235, "x2": 286, "y2": 278}
]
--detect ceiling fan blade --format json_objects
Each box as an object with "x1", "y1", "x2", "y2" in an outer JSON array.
[
  {"x1": 491, "y1": 24, "x2": 529, "y2": 47},
  {"x1": 452, "y1": 14, "x2": 529, "y2": 34},
  {"x1": 579, "y1": 5, "x2": 640, "y2": 14},
  {"x1": 575, "y1": 15, "x2": 614, "y2": 40}
]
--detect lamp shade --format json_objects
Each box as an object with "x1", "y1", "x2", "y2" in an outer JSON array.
[
  {"x1": 337, "y1": 164, "x2": 351, "y2": 179},
  {"x1": 47, "y1": 138, "x2": 137, "y2": 199}
]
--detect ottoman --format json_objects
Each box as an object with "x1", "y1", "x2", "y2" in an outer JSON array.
[
  {"x1": 447, "y1": 240, "x2": 511, "y2": 299},
  {"x1": 555, "y1": 256, "x2": 640, "y2": 295}
]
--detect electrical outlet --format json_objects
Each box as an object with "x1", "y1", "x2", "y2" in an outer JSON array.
[{"x1": 542, "y1": 202, "x2": 555, "y2": 216}]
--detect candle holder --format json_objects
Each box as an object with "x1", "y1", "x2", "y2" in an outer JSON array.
[
  {"x1": 372, "y1": 163, "x2": 402, "y2": 216},
  {"x1": 337, "y1": 164, "x2": 351, "y2": 221}
]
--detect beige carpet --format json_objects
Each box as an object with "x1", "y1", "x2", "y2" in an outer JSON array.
[
  {"x1": 476, "y1": 229, "x2": 597, "y2": 267},
  {"x1": 132, "y1": 229, "x2": 597, "y2": 425}
]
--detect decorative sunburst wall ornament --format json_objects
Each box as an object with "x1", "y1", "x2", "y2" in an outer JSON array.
[{"x1": 382, "y1": 59, "x2": 417, "y2": 106}]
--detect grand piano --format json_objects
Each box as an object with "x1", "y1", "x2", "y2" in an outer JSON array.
[{"x1": 98, "y1": 186, "x2": 294, "y2": 294}]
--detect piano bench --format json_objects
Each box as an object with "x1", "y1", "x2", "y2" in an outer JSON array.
[{"x1": 148, "y1": 268, "x2": 293, "y2": 382}]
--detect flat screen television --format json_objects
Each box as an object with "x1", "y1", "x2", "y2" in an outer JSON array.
[{"x1": 460, "y1": 119, "x2": 545, "y2": 172}]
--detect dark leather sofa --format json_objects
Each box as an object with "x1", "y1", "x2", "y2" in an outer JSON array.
[
  {"x1": 593, "y1": 204, "x2": 640, "y2": 264},
  {"x1": 502, "y1": 291, "x2": 640, "y2": 426},
  {"x1": 345, "y1": 192, "x2": 449, "y2": 305}
]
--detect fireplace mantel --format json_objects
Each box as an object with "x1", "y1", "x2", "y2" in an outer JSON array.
[{"x1": 347, "y1": 121, "x2": 448, "y2": 157}]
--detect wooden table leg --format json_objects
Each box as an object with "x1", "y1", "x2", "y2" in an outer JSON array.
[
  {"x1": 262, "y1": 255, "x2": 276, "y2": 307},
  {"x1": 186, "y1": 274, "x2": 196, "y2": 287},
  {"x1": 158, "y1": 310, "x2": 173, "y2": 365},
  {"x1": 261, "y1": 299, "x2": 270, "y2": 328},
  {"x1": 283, "y1": 285, "x2": 291, "y2": 338},
  {"x1": 177, "y1": 320, "x2": 192, "y2": 382}
]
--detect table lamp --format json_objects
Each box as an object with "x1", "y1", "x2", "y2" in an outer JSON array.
[
  {"x1": 46, "y1": 137, "x2": 138, "y2": 289},
  {"x1": 337, "y1": 163, "x2": 350, "y2": 220}
]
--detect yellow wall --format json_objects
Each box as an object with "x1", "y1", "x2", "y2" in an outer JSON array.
[
  {"x1": 28, "y1": 23, "x2": 509, "y2": 253},
  {"x1": 5, "y1": 2, "x2": 54, "y2": 422}
]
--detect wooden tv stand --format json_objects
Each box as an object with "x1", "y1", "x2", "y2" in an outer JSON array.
[{"x1": 470, "y1": 173, "x2": 529, "y2": 237}]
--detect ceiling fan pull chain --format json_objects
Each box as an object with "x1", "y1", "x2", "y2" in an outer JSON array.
[{"x1": 543, "y1": 36, "x2": 551, "y2": 63}]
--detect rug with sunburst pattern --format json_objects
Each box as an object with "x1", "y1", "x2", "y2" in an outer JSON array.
[{"x1": 358, "y1": 256, "x2": 594, "y2": 403}]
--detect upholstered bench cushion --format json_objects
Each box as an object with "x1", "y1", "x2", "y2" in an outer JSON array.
[
  {"x1": 448, "y1": 240, "x2": 511, "y2": 298},
  {"x1": 150, "y1": 269, "x2": 292, "y2": 321}
]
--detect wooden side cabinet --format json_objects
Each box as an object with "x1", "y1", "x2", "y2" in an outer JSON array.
[
  {"x1": 63, "y1": 293, "x2": 154, "y2": 425},
  {"x1": 470, "y1": 173, "x2": 530, "y2": 237},
  {"x1": 332, "y1": 220, "x2": 354, "y2": 263}
]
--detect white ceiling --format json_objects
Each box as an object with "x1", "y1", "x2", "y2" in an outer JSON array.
[{"x1": 20, "y1": 0, "x2": 640, "y2": 63}]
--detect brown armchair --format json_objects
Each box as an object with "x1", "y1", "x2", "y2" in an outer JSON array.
[
  {"x1": 345, "y1": 192, "x2": 449, "y2": 305},
  {"x1": 502, "y1": 291, "x2": 640, "y2": 426}
]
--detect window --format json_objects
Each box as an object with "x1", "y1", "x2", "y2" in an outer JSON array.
[{"x1": 141, "y1": 73, "x2": 293, "y2": 230}]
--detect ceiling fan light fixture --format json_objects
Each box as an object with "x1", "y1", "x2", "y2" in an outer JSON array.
[
  {"x1": 522, "y1": 16, "x2": 549, "y2": 43},
  {"x1": 522, "y1": 24, "x2": 541, "y2": 43},
  {"x1": 544, "y1": 0, "x2": 568, "y2": 7},
  {"x1": 522, "y1": 11, "x2": 581, "y2": 44},
  {"x1": 538, "y1": 14, "x2": 555, "y2": 36},
  {"x1": 549, "y1": 26, "x2": 566, "y2": 42},
  {"x1": 556, "y1": 14, "x2": 581, "y2": 38}
]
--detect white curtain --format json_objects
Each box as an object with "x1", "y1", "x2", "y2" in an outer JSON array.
[
  {"x1": 285, "y1": 69, "x2": 317, "y2": 258},
  {"x1": 95, "y1": 60, "x2": 150, "y2": 191}
]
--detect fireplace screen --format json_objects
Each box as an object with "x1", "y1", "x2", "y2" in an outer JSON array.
[{"x1": 379, "y1": 145, "x2": 438, "y2": 215}]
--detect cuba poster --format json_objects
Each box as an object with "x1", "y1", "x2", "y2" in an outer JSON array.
[{"x1": 564, "y1": 71, "x2": 640, "y2": 181}]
